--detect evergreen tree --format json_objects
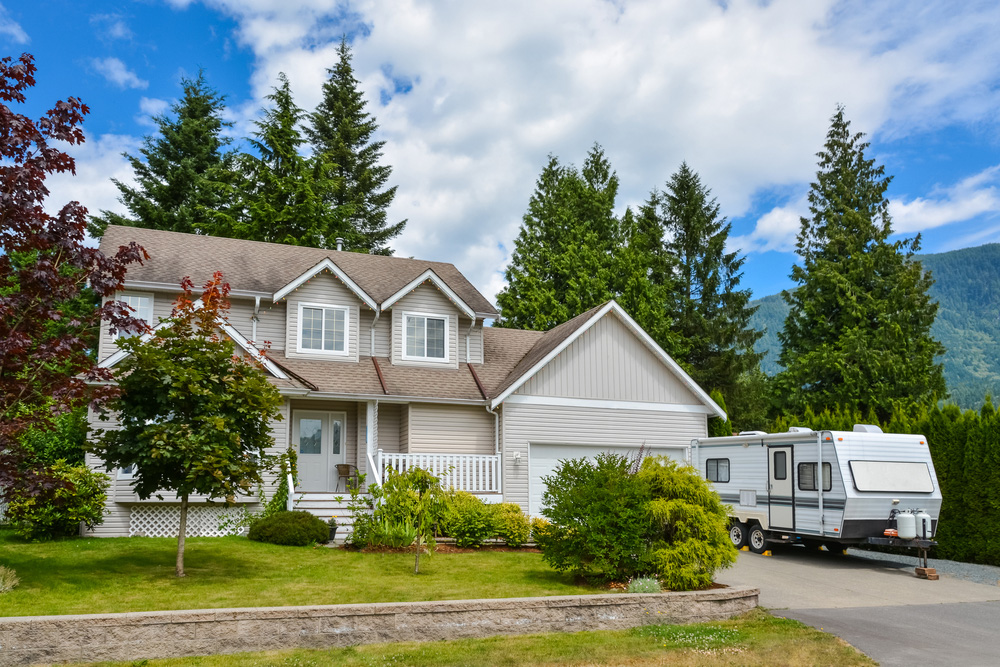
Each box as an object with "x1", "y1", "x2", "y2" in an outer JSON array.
[
  {"x1": 776, "y1": 106, "x2": 945, "y2": 419},
  {"x1": 661, "y1": 162, "x2": 762, "y2": 398},
  {"x1": 307, "y1": 38, "x2": 404, "y2": 254},
  {"x1": 210, "y1": 73, "x2": 347, "y2": 248},
  {"x1": 92, "y1": 72, "x2": 231, "y2": 235},
  {"x1": 496, "y1": 145, "x2": 621, "y2": 330}
]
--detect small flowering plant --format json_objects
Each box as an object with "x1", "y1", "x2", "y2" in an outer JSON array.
[{"x1": 327, "y1": 515, "x2": 339, "y2": 527}]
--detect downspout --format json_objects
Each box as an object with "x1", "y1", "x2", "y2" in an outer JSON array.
[
  {"x1": 818, "y1": 431, "x2": 825, "y2": 537},
  {"x1": 252, "y1": 296, "x2": 261, "y2": 343},
  {"x1": 466, "y1": 316, "x2": 477, "y2": 363}
]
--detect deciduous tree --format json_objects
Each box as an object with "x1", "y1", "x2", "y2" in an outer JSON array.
[{"x1": 92, "y1": 273, "x2": 283, "y2": 576}]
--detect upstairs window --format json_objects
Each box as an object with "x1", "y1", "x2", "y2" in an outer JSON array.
[
  {"x1": 116, "y1": 293, "x2": 153, "y2": 339},
  {"x1": 404, "y1": 313, "x2": 448, "y2": 360},
  {"x1": 298, "y1": 303, "x2": 348, "y2": 355}
]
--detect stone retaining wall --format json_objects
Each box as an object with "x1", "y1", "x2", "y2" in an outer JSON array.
[{"x1": 0, "y1": 587, "x2": 758, "y2": 666}]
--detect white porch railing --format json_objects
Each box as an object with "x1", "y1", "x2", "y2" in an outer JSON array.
[{"x1": 377, "y1": 450, "x2": 501, "y2": 494}]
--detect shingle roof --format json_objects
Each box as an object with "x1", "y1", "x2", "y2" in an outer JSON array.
[{"x1": 101, "y1": 225, "x2": 498, "y2": 316}]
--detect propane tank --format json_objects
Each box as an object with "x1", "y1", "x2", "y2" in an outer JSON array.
[
  {"x1": 915, "y1": 510, "x2": 932, "y2": 539},
  {"x1": 896, "y1": 510, "x2": 917, "y2": 540}
]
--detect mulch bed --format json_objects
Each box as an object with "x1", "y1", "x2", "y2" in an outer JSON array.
[{"x1": 337, "y1": 543, "x2": 542, "y2": 554}]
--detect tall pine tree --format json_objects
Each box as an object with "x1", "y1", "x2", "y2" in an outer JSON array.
[
  {"x1": 209, "y1": 73, "x2": 346, "y2": 248},
  {"x1": 777, "y1": 106, "x2": 945, "y2": 419},
  {"x1": 496, "y1": 145, "x2": 621, "y2": 330},
  {"x1": 661, "y1": 162, "x2": 762, "y2": 398},
  {"x1": 92, "y1": 72, "x2": 231, "y2": 235},
  {"x1": 307, "y1": 38, "x2": 404, "y2": 254}
]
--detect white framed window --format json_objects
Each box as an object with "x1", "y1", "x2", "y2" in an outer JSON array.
[
  {"x1": 118, "y1": 463, "x2": 136, "y2": 480},
  {"x1": 403, "y1": 311, "x2": 449, "y2": 361},
  {"x1": 115, "y1": 292, "x2": 153, "y2": 339},
  {"x1": 297, "y1": 302, "x2": 349, "y2": 355}
]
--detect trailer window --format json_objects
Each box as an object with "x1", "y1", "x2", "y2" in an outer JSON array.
[
  {"x1": 849, "y1": 460, "x2": 934, "y2": 493},
  {"x1": 798, "y1": 462, "x2": 832, "y2": 491},
  {"x1": 706, "y1": 458, "x2": 730, "y2": 483},
  {"x1": 773, "y1": 451, "x2": 787, "y2": 480}
]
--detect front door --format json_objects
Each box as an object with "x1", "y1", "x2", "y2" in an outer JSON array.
[
  {"x1": 768, "y1": 446, "x2": 794, "y2": 530},
  {"x1": 292, "y1": 411, "x2": 346, "y2": 492}
]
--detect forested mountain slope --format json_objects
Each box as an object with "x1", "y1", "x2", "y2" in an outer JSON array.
[{"x1": 750, "y1": 243, "x2": 1000, "y2": 408}]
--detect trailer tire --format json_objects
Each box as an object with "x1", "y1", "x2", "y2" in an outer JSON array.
[
  {"x1": 823, "y1": 542, "x2": 845, "y2": 555},
  {"x1": 748, "y1": 524, "x2": 768, "y2": 554},
  {"x1": 729, "y1": 521, "x2": 749, "y2": 549}
]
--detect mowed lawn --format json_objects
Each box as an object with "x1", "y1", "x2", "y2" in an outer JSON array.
[{"x1": 0, "y1": 529, "x2": 599, "y2": 617}]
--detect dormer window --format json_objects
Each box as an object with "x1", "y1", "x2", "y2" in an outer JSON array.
[
  {"x1": 298, "y1": 302, "x2": 349, "y2": 355},
  {"x1": 116, "y1": 292, "x2": 153, "y2": 339},
  {"x1": 403, "y1": 312, "x2": 448, "y2": 361}
]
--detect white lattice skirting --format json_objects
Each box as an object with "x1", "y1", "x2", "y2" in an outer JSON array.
[{"x1": 128, "y1": 504, "x2": 253, "y2": 537}]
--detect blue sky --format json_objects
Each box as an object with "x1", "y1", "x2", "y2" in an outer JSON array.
[{"x1": 5, "y1": 1, "x2": 1000, "y2": 302}]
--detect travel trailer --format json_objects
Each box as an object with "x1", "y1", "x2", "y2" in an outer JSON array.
[{"x1": 691, "y1": 425, "x2": 941, "y2": 553}]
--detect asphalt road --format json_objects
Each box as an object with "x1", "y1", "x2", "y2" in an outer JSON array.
[{"x1": 716, "y1": 547, "x2": 1000, "y2": 666}]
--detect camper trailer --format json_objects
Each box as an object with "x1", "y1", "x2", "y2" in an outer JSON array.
[{"x1": 691, "y1": 425, "x2": 941, "y2": 554}]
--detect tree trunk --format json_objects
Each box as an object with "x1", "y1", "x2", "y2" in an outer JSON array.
[
  {"x1": 176, "y1": 493, "x2": 189, "y2": 577},
  {"x1": 414, "y1": 534, "x2": 421, "y2": 574}
]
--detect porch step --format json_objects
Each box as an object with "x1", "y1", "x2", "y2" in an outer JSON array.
[{"x1": 291, "y1": 492, "x2": 358, "y2": 539}]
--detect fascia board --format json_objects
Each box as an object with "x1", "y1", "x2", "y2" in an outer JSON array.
[
  {"x1": 272, "y1": 258, "x2": 378, "y2": 311},
  {"x1": 381, "y1": 269, "x2": 476, "y2": 319}
]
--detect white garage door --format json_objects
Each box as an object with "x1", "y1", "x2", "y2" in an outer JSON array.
[{"x1": 528, "y1": 444, "x2": 686, "y2": 517}]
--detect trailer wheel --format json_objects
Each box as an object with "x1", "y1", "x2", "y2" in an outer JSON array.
[
  {"x1": 748, "y1": 524, "x2": 768, "y2": 554},
  {"x1": 729, "y1": 521, "x2": 749, "y2": 549},
  {"x1": 823, "y1": 542, "x2": 846, "y2": 555}
]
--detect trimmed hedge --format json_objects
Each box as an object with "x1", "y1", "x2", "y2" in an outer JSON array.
[{"x1": 247, "y1": 511, "x2": 328, "y2": 546}]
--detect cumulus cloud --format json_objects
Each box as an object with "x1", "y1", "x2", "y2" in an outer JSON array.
[
  {"x1": 0, "y1": 3, "x2": 27, "y2": 44},
  {"x1": 729, "y1": 198, "x2": 808, "y2": 255},
  {"x1": 890, "y1": 165, "x2": 1000, "y2": 233},
  {"x1": 92, "y1": 57, "x2": 149, "y2": 90},
  {"x1": 44, "y1": 133, "x2": 139, "y2": 220},
  {"x1": 170, "y1": 0, "x2": 1000, "y2": 299},
  {"x1": 90, "y1": 13, "x2": 134, "y2": 42}
]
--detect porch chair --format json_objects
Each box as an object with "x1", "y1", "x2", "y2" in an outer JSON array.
[{"x1": 336, "y1": 464, "x2": 360, "y2": 492}]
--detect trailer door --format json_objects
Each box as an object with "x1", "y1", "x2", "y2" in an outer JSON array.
[{"x1": 768, "y1": 446, "x2": 794, "y2": 530}]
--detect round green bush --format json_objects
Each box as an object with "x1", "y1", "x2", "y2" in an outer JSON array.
[
  {"x1": 248, "y1": 510, "x2": 328, "y2": 546},
  {"x1": 438, "y1": 490, "x2": 496, "y2": 548},
  {"x1": 5, "y1": 461, "x2": 109, "y2": 540},
  {"x1": 494, "y1": 503, "x2": 530, "y2": 547}
]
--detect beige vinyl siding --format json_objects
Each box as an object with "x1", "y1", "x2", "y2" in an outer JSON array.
[
  {"x1": 98, "y1": 290, "x2": 174, "y2": 362},
  {"x1": 516, "y1": 313, "x2": 701, "y2": 404},
  {"x1": 500, "y1": 402, "x2": 707, "y2": 512},
  {"x1": 258, "y1": 399, "x2": 291, "y2": 500},
  {"x1": 458, "y1": 319, "x2": 484, "y2": 364},
  {"x1": 399, "y1": 404, "x2": 409, "y2": 453},
  {"x1": 357, "y1": 403, "x2": 367, "y2": 478},
  {"x1": 407, "y1": 403, "x2": 493, "y2": 455},
  {"x1": 377, "y1": 403, "x2": 402, "y2": 454},
  {"x1": 227, "y1": 298, "x2": 287, "y2": 351},
  {"x1": 284, "y1": 273, "x2": 366, "y2": 362},
  {"x1": 83, "y1": 408, "x2": 131, "y2": 537},
  {"x1": 359, "y1": 309, "x2": 392, "y2": 357},
  {"x1": 390, "y1": 285, "x2": 459, "y2": 369}
]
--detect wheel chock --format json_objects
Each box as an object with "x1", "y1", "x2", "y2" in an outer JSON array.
[
  {"x1": 741, "y1": 546, "x2": 749, "y2": 551},
  {"x1": 762, "y1": 550, "x2": 772, "y2": 557}
]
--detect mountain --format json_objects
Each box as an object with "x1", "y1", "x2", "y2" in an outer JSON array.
[{"x1": 749, "y1": 243, "x2": 1000, "y2": 409}]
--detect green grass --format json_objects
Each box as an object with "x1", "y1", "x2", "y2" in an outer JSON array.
[
  {"x1": 0, "y1": 528, "x2": 599, "y2": 617},
  {"x1": 72, "y1": 610, "x2": 875, "y2": 666}
]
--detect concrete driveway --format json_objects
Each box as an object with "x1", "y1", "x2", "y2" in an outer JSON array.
[{"x1": 716, "y1": 547, "x2": 1000, "y2": 666}]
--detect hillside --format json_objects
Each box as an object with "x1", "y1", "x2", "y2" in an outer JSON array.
[{"x1": 749, "y1": 243, "x2": 1000, "y2": 409}]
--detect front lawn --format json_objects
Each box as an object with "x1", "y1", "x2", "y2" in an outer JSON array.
[
  {"x1": 71, "y1": 610, "x2": 875, "y2": 666},
  {"x1": 0, "y1": 529, "x2": 599, "y2": 617}
]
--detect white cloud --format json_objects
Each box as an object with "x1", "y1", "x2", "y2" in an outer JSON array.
[
  {"x1": 0, "y1": 3, "x2": 27, "y2": 44},
  {"x1": 44, "y1": 133, "x2": 139, "y2": 220},
  {"x1": 890, "y1": 165, "x2": 1000, "y2": 233},
  {"x1": 92, "y1": 57, "x2": 149, "y2": 90},
  {"x1": 729, "y1": 197, "x2": 808, "y2": 255},
  {"x1": 90, "y1": 13, "x2": 134, "y2": 42},
  {"x1": 169, "y1": 0, "x2": 1000, "y2": 300}
]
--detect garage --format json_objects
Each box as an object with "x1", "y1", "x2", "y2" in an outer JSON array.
[{"x1": 527, "y1": 443, "x2": 687, "y2": 516}]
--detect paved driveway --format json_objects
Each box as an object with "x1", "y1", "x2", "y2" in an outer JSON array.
[{"x1": 716, "y1": 547, "x2": 1000, "y2": 666}]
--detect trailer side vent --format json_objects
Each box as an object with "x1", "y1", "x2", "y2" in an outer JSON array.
[
  {"x1": 853, "y1": 424, "x2": 884, "y2": 434},
  {"x1": 740, "y1": 489, "x2": 757, "y2": 507}
]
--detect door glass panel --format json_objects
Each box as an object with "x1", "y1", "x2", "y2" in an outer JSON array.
[
  {"x1": 332, "y1": 420, "x2": 342, "y2": 455},
  {"x1": 299, "y1": 418, "x2": 323, "y2": 454},
  {"x1": 774, "y1": 450, "x2": 787, "y2": 480}
]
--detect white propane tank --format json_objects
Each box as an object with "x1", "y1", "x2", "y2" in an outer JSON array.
[
  {"x1": 915, "y1": 510, "x2": 933, "y2": 539},
  {"x1": 897, "y1": 510, "x2": 917, "y2": 540}
]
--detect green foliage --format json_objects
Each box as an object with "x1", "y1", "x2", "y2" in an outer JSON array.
[
  {"x1": 0, "y1": 565, "x2": 17, "y2": 594},
  {"x1": 707, "y1": 390, "x2": 733, "y2": 437},
  {"x1": 496, "y1": 145, "x2": 622, "y2": 330},
  {"x1": 5, "y1": 462, "x2": 109, "y2": 540},
  {"x1": 529, "y1": 516, "x2": 552, "y2": 543},
  {"x1": 18, "y1": 406, "x2": 88, "y2": 466},
  {"x1": 306, "y1": 38, "x2": 405, "y2": 255},
  {"x1": 438, "y1": 490, "x2": 497, "y2": 548},
  {"x1": 247, "y1": 510, "x2": 328, "y2": 546},
  {"x1": 370, "y1": 520, "x2": 418, "y2": 549},
  {"x1": 493, "y1": 503, "x2": 531, "y2": 548},
  {"x1": 537, "y1": 453, "x2": 652, "y2": 582},
  {"x1": 626, "y1": 576, "x2": 662, "y2": 593},
  {"x1": 777, "y1": 106, "x2": 945, "y2": 420},
  {"x1": 92, "y1": 71, "x2": 232, "y2": 236}
]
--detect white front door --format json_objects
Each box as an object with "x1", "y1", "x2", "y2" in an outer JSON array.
[
  {"x1": 768, "y1": 446, "x2": 794, "y2": 530},
  {"x1": 292, "y1": 411, "x2": 346, "y2": 492}
]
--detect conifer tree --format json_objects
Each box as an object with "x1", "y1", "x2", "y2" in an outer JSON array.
[
  {"x1": 496, "y1": 145, "x2": 621, "y2": 330},
  {"x1": 661, "y1": 162, "x2": 761, "y2": 398},
  {"x1": 307, "y1": 38, "x2": 404, "y2": 254},
  {"x1": 92, "y1": 72, "x2": 231, "y2": 235},
  {"x1": 777, "y1": 106, "x2": 945, "y2": 419}
]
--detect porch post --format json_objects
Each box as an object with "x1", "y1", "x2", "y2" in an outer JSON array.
[{"x1": 366, "y1": 400, "x2": 381, "y2": 487}]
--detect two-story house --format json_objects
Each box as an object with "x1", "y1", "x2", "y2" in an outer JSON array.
[{"x1": 86, "y1": 226, "x2": 724, "y2": 537}]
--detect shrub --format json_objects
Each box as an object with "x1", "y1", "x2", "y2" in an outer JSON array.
[
  {"x1": 371, "y1": 520, "x2": 417, "y2": 548},
  {"x1": 438, "y1": 490, "x2": 496, "y2": 548},
  {"x1": 5, "y1": 461, "x2": 109, "y2": 540},
  {"x1": 0, "y1": 566, "x2": 18, "y2": 594},
  {"x1": 529, "y1": 516, "x2": 552, "y2": 543},
  {"x1": 627, "y1": 576, "x2": 662, "y2": 593},
  {"x1": 493, "y1": 503, "x2": 530, "y2": 547},
  {"x1": 247, "y1": 510, "x2": 328, "y2": 546}
]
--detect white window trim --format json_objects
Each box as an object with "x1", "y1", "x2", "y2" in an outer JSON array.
[
  {"x1": 401, "y1": 310, "x2": 450, "y2": 362},
  {"x1": 114, "y1": 291, "x2": 154, "y2": 340},
  {"x1": 296, "y1": 302, "x2": 351, "y2": 356}
]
